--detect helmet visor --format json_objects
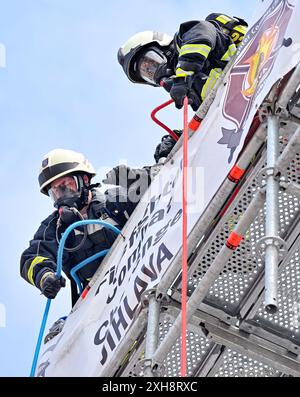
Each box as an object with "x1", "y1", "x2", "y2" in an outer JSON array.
[
  {"x1": 48, "y1": 176, "x2": 79, "y2": 203},
  {"x1": 136, "y1": 50, "x2": 167, "y2": 85}
]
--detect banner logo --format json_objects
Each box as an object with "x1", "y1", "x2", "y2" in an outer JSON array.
[{"x1": 219, "y1": 0, "x2": 294, "y2": 163}]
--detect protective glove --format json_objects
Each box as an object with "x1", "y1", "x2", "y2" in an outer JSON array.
[
  {"x1": 58, "y1": 206, "x2": 80, "y2": 226},
  {"x1": 40, "y1": 272, "x2": 66, "y2": 299},
  {"x1": 170, "y1": 77, "x2": 202, "y2": 111},
  {"x1": 170, "y1": 77, "x2": 189, "y2": 109},
  {"x1": 160, "y1": 77, "x2": 174, "y2": 93},
  {"x1": 103, "y1": 165, "x2": 151, "y2": 189},
  {"x1": 188, "y1": 89, "x2": 201, "y2": 112},
  {"x1": 103, "y1": 165, "x2": 131, "y2": 187},
  {"x1": 154, "y1": 130, "x2": 182, "y2": 163}
]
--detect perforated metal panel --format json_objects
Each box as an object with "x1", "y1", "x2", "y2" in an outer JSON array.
[
  {"x1": 212, "y1": 349, "x2": 281, "y2": 377},
  {"x1": 188, "y1": 187, "x2": 264, "y2": 313},
  {"x1": 124, "y1": 314, "x2": 213, "y2": 377},
  {"x1": 119, "y1": 138, "x2": 300, "y2": 378},
  {"x1": 187, "y1": 139, "x2": 300, "y2": 315},
  {"x1": 161, "y1": 318, "x2": 213, "y2": 377},
  {"x1": 250, "y1": 249, "x2": 300, "y2": 343},
  {"x1": 115, "y1": 117, "x2": 300, "y2": 378},
  {"x1": 285, "y1": 149, "x2": 300, "y2": 184}
]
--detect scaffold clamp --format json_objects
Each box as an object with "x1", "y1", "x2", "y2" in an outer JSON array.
[{"x1": 257, "y1": 236, "x2": 287, "y2": 260}]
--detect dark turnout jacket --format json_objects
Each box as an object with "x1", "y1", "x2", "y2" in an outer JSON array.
[
  {"x1": 170, "y1": 20, "x2": 237, "y2": 100},
  {"x1": 20, "y1": 188, "x2": 137, "y2": 294}
]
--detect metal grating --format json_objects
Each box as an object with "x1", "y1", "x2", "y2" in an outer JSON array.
[
  {"x1": 121, "y1": 137, "x2": 300, "y2": 378},
  {"x1": 125, "y1": 315, "x2": 213, "y2": 377},
  {"x1": 161, "y1": 319, "x2": 213, "y2": 377},
  {"x1": 251, "y1": 249, "x2": 300, "y2": 341},
  {"x1": 187, "y1": 139, "x2": 300, "y2": 315},
  {"x1": 212, "y1": 348, "x2": 281, "y2": 377},
  {"x1": 109, "y1": 63, "x2": 300, "y2": 378},
  {"x1": 286, "y1": 152, "x2": 300, "y2": 184}
]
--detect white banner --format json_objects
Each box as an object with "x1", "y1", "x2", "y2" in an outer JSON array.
[{"x1": 36, "y1": 0, "x2": 300, "y2": 377}]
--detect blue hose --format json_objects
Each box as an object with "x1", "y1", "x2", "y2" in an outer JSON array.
[
  {"x1": 56, "y1": 220, "x2": 121, "y2": 277},
  {"x1": 70, "y1": 249, "x2": 109, "y2": 294},
  {"x1": 30, "y1": 219, "x2": 121, "y2": 377},
  {"x1": 29, "y1": 299, "x2": 51, "y2": 377}
]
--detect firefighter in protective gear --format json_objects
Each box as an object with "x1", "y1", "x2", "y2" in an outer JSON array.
[
  {"x1": 118, "y1": 14, "x2": 248, "y2": 111},
  {"x1": 20, "y1": 149, "x2": 152, "y2": 304}
]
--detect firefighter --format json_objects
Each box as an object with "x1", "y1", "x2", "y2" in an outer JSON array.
[
  {"x1": 118, "y1": 13, "x2": 248, "y2": 111},
  {"x1": 20, "y1": 149, "x2": 152, "y2": 304}
]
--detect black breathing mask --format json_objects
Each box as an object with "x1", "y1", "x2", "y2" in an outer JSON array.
[
  {"x1": 52, "y1": 175, "x2": 101, "y2": 252},
  {"x1": 154, "y1": 63, "x2": 174, "y2": 86},
  {"x1": 49, "y1": 174, "x2": 89, "y2": 209},
  {"x1": 54, "y1": 187, "x2": 89, "y2": 212}
]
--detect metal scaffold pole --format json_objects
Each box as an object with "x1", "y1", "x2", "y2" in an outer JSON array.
[
  {"x1": 264, "y1": 114, "x2": 281, "y2": 313},
  {"x1": 158, "y1": 122, "x2": 267, "y2": 296},
  {"x1": 276, "y1": 125, "x2": 300, "y2": 167},
  {"x1": 151, "y1": 190, "x2": 266, "y2": 370},
  {"x1": 143, "y1": 290, "x2": 161, "y2": 377}
]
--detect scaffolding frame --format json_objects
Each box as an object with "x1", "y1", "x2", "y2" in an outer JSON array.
[{"x1": 98, "y1": 63, "x2": 300, "y2": 378}]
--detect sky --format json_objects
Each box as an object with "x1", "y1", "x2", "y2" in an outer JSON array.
[{"x1": 0, "y1": 0, "x2": 254, "y2": 377}]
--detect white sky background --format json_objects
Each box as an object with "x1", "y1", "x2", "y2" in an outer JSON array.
[{"x1": 0, "y1": 0, "x2": 254, "y2": 376}]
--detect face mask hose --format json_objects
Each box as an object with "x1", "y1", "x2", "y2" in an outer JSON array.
[{"x1": 56, "y1": 204, "x2": 88, "y2": 253}]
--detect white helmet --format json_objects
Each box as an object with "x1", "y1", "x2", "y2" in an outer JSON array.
[
  {"x1": 118, "y1": 31, "x2": 173, "y2": 86},
  {"x1": 39, "y1": 148, "x2": 96, "y2": 195}
]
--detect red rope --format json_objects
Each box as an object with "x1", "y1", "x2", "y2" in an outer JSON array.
[
  {"x1": 151, "y1": 99, "x2": 179, "y2": 142},
  {"x1": 181, "y1": 96, "x2": 189, "y2": 377}
]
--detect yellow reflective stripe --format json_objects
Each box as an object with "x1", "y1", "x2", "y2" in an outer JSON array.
[
  {"x1": 176, "y1": 68, "x2": 194, "y2": 78},
  {"x1": 179, "y1": 44, "x2": 211, "y2": 58},
  {"x1": 221, "y1": 44, "x2": 237, "y2": 61},
  {"x1": 235, "y1": 25, "x2": 247, "y2": 34},
  {"x1": 28, "y1": 256, "x2": 48, "y2": 285},
  {"x1": 176, "y1": 42, "x2": 181, "y2": 52},
  {"x1": 201, "y1": 68, "x2": 222, "y2": 100},
  {"x1": 216, "y1": 15, "x2": 232, "y2": 24}
]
